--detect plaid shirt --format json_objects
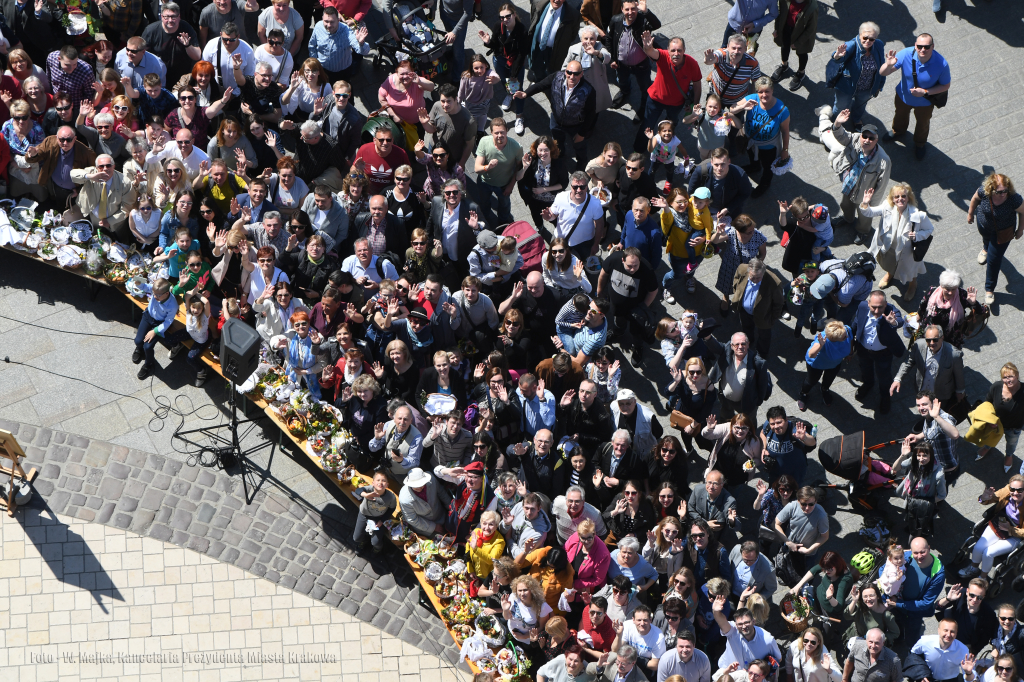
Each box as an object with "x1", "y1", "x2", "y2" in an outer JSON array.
[
  {"x1": 45, "y1": 52, "x2": 94, "y2": 107},
  {"x1": 103, "y1": 0, "x2": 143, "y2": 36},
  {"x1": 924, "y1": 410, "x2": 959, "y2": 470}
]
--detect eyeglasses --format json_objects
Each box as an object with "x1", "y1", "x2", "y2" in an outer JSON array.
[
  {"x1": 375, "y1": 137, "x2": 393, "y2": 143},
  {"x1": 96, "y1": 124, "x2": 112, "y2": 130},
  {"x1": 999, "y1": 617, "x2": 1016, "y2": 622},
  {"x1": 443, "y1": 189, "x2": 460, "y2": 196},
  {"x1": 623, "y1": 491, "x2": 637, "y2": 497},
  {"x1": 432, "y1": 151, "x2": 448, "y2": 158},
  {"x1": 56, "y1": 105, "x2": 72, "y2": 112},
  {"x1": 96, "y1": 163, "x2": 113, "y2": 169},
  {"x1": 499, "y1": 13, "x2": 513, "y2": 19},
  {"x1": 257, "y1": 258, "x2": 274, "y2": 264},
  {"x1": 665, "y1": 615, "x2": 680, "y2": 622},
  {"x1": 565, "y1": 69, "x2": 582, "y2": 76},
  {"x1": 579, "y1": 534, "x2": 595, "y2": 542},
  {"x1": 861, "y1": 36, "x2": 876, "y2": 43},
  {"x1": 690, "y1": 532, "x2": 706, "y2": 539},
  {"x1": 167, "y1": 168, "x2": 181, "y2": 174},
  {"x1": 126, "y1": 47, "x2": 142, "y2": 54},
  {"x1": 994, "y1": 189, "x2": 1010, "y2": 195},
  {"x1": 412, "y1": 240, "x2": 427, "y2": 246},
  {"x1": 686, "y1": 370, "x2": 701, "y2": 375},
  {"x1": 57, "y1": 136, "x2": 75, "y2": 143},
  {"x1": 732, "y1": 342, "x2": 749, "y2": 347},
  {"x1": 626, "y1": 164, "x2": 641, "y2": 172},
  {"x1": 11, "y1": 115, "x2": 27, "y2": 122},
  {"x1": 293, "y1": 321, "x2": 308, "y2": 328},
  {"x1": 112, "y1": 105, "x2": 129, "y2": 112},
  {"x1": 661, "y1": 447, "x2": 676, "y2": 454},
  {"x1": 473, "y1": 444, "x2": 488, "y2": 450},
  {"x1": 549, "y1": 248, "x2": 566, "y2": 254},
  {"x1": 674, "y1": 579, "x2": 689, "y2": 586},
  {"x1": 396, "y1": 284, "x2": 408, "y2": 292},
  {"x1": 334, "y1": 92, "x2": 351, "y2": 99},
  {"x1": 395, "y1": 176, "x2": 411, "y2": 183},
  {"x1": 179, "y1": 95, "x2": 195, "y2": 102},
  {"x1": 1011, "y1": 487, "x2": 1024, "y2": 493},
  {"x1": 268, "y1": 40, "x2": 283, "y2": 46},
  {"x1": 997, "y1": 666, "x2": 1015, "y2": 673},
  {"x1": 611, "y1": 588, "x2": 626, "y2": 595},
  {"x1": 915, "y1": 43, "x2": 933, "y2": 50}
]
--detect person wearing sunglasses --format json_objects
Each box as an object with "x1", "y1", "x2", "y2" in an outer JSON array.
[
  {"x1": 114, "y1": 37, "x2": 166, "y2": 95},
  {"x1": 968, "y1": 173, "x2": 1024, "y2": 306},
  {"x1": 934, "y1": 578, "x2": 998, "y2": 656},
  {"x1": 986, "y1": 654, "x2": 1022, "y2": 682},
  {"x1": 128, "y1": 193, "x2": 163, "y2": 251},
  {"x1": 4, "y1": 98, "x2": 50, "y2": 202},
  {"x1": 826, "y1": 22, "x2": 885, "y2": 130},
  {"x1": 877, "y1": 33, "x2": 950, "y2": 160},
  {"x1": 252, "y1": 28, "x2": 294, "y2": 85},
  {"x1": 962, "y1": 478, "x2": 1024, "y2": 584},
  {"x1": 774, "y1": 485, "x2": 828, "y2": 571},
  {"x1": 164, "y1": 87, "x2": 232, "y2": 151},
  {"x1": 67, "y1": 152, "x2": 142, "y2": 242},
  {"x1": 200, "y1": 24, "x2": 255, "y2": 97},
  {"x1": 313, "y1": 80, "x2": 365, "y2": 163},
  {"x1": 41, "y1": 93, "x2": 76, "y2": 138},
  {"x1": 514, "y1": 61, "x2": 596, "y2": 172}
]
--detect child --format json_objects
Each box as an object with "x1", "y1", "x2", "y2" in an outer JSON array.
[
  {"x1": 497, "y1": 236, "x2": 520, "y2": 275},
  {"x1": 128, "y1": 194, "x2": 161, "y2": 251},
  {"x1": 809, "y1": 204, "x2": 834, "y2": 257},
  {"x1": 661, "y1": 186, "x2": 713, "y2": 300},
  {"x1": 153, "y1": 226, "x2": 201, "y2": 279},
  {"x1": 458, "y1": 53, "x2": 499, "y2": 136},
  {"x1": 352, "y1": 468, "x2": 398, "y2": 553},
  {"x1": 123, "y1": 73, "x2": 178, "y2": 121},
  {"x1": 271, "y1": 310, "x2": 324, "y2": 400},
  {"x1": 167, "y1": 291, "x2": 212, "y2": 387},
  {"x1": 447, "y1": 347, "x2": 472, "y2": 385},
  {"x1": 790, "y1": 261, "x2": 825, "y2": 338},
  {"x1": 171, "y1": 251, "x2": 216, "y2": 298},
  {"x1": 645, "y1": 119, "x2": 683, "y2": 181},
  {"x1": 876, "y1": 544, "x2": 906, "y2": 597},
  {"x1": 682, "y1": 93, "x2": 740, "y2": 160}
]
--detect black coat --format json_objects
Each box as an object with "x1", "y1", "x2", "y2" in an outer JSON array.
[
  {"x1": 351, "y1": 212, "x2": 408, "y2": 258},
  {"x1": 557, "y1": 398, "x2": 613, "y2": 459},
  {"x1": 936, "y1": 596, "x2": 999, "y2": 655},
  {"x1": 518, "y1": 156, "x2": 570, "y2": 206},
  {"x1": 687, "y1": 160, "x2": 752, "y2": 218},
  {"x1": 275, "y1": 250, "x2": 338, "y2": 302},
  {"x1": 523, "y1": 71, "x2": 598, "y2": 136},
  {"x1": 517, "y1": 446, "x2": 570, "y2": 501},
  {"x1": 646, "y1": 454, "x2": 689, "y2": 497},
  {"x1": 527, "y1": 0, "x2": 581, "y2": 74},
  {"x1": 603, "y1": 493, "x2": 658, "y2": 540},
  {"x1": 415, "y1": 367, "x2": 467, "y2": 407},
  {"x1": 482, "y1": 16, "x2": 530, "y2": 76},
  {"x1": 427, "y1": 196, "x2": 478, "y2": 264},
  {"x1": 337, "y1": 395, "x2": 389, "y2": 450},
  {"x1": 592, "y1": 441, "x2": 645, "y2": 508},
  {"x1": 607, "y1": 10, "x2": 661, "y2": 67}
]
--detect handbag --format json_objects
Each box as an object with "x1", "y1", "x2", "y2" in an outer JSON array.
[
  {"x1": 563, "y1": 194, "x2": 592, "y2": 245},
  {"x1": 911, "y1": 58, "x2": 947, "y2": 108},
  {"x1": 670, "y1": 410, "x2": 694, "y2": 431},
  {"x1": 825, "y1": 47, "x2": 856, "y2": 89},
  {"x1": 911, "y1": 235, "x2": 933, "y2": 261},
  {"x1": 773, "y1": 545, "x2": 803, "y2": 587}
]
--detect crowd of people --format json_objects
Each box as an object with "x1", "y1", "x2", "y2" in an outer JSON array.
[{"x1": 7, "y1": 0, "x2": 1024, "y2": 680}]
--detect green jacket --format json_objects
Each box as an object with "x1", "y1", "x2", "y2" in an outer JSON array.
[{"x1": 774, "y1": 0, "x2": 818, "y2": 55}]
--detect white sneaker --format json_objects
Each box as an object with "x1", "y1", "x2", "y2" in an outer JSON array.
[
  {"x1": 514, "y1": 118, "x2": 524, "y2": 136},
  {"x1": 501, "y1": 95, "x2": 512, "y2": 111},
  {"x1": 978, "y1": 249, "x2": 988, "y2": 264},
  {"x1": 664, "y1": 291, "x2": 676, "y2": 305},
  {"x1": 782, "y1": 311, "x2": 792, "y2": 321}
]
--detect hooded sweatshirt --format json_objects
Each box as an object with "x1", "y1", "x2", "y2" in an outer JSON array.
[{"x1": 499, "y1": 500, "x2": 553, "y2": 556}]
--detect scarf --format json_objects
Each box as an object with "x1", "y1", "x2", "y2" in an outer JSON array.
[
  {"x1": 996, "y1": 622, "x2": 1019, "y2": 654},
  {"x1": 406, "y1": 321, "x2": 434, "y2": 352},
  {"x1": 308, "y1": 252, "x2": 324, "y2": 266},
  {"x1": 276, "y1": 299, "x2": 299, "y2": 334},
  {"x1": 343, "y1": 359, "x2": 362, "y2": 385},
  {"x1": 926, "y1": 286, "x2": 964, "y2": 330},
  {"x1": 286, "y1": 333, "x2": 321, "y2": 400},
  {"x1": 841, "y1": 147, "x2": 875, "y2": 196}
]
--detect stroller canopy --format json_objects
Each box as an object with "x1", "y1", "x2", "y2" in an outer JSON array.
[{"x1": 818, "y1": 431, "x2": 865, "y2": 482}]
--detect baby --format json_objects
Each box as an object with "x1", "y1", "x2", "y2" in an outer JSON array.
[
  {"x1": 497, "y1": 236, "x2": 520, "y2": 274},
  {"x1": 809, "y1": 204, "x2": 834, "y2": 258},
  {"x1": 877, "y1": 544, "x2": 906, "y2": 597},
  {"x1": 679, "y1": 311, "x2": 700, "y2": 341}
]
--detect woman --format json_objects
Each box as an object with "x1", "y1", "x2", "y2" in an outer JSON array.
[
  {"x1": 265, "y1": 156, "x2": 309, "y2": 217},
  {"x1": 384, "y1": 164, "x2": 423, "y2": 235},
  {"x1": 253, "y1": 280, "x2": 308, "y2": 343},
  {"x1": 664, "y1": 567, "x2": 699, "y2": 622},
  {"x1": 470, "y1": 367, "x2": 522, "y2": 449},
  {"x1": 520, "y1": 136, "x2": 569, "y2": 232},
  {"x1": 861, "y1": 184, "x2": 934, "y2": 300},
  {"x1": 585, "y1": 141, "x2": 622, "y2": 193},
  {"x1": 969, "y1": 173, "x2": 1024, "y2": 306},
  {"x1": 799, "y1": 320, "x2": 852, "y2": 411},
  {"x1": 281, "y1": 59, "x2": 331, "y2": 118},
  {"x1": 978, "y1": 363, "x2": 1024, "y2": 473},
  {"x1": 985, "y1": 654, "x2": 1023, "y2": 682},
  {"x1": 83, "y1": 40, "x2": 115, "y2": 76},
  {"x1": 496, "y1": 309, "x2": 536, "y2": 372},
  {"x1": 917, "y1": 270, "x2": 980, "y2": 350},
  {"x1": 501, "y1": 575, "x2": 553, "y2": 645},
  {"x1": 173, "y1": 61, "x2": 225, "y2": 108},
  {"x1": 961, "y1": 475, "x2": 1024, "y2": 580},
  {"x1": 404, "y1": 228, "x2": 443, "y2": 285},
  {"x1": 198, "y1": 197, "x2": 226, "y2": 255},
  {"x1": 165, "y1": 86, "x2": 231, "y2": 150},
  {"x1": 478, "y1": 556, "x2": 519, "y2": 615},
  {"x1": 788, "y1": 552, "x2": 854, "y2": 629},
  {"x1": 662, "y1": 188, "x2": 715, "y2": 300},
  {"x1": 154, "y1": 159, "x2": 190, "y2": 210},
  {"x1": 108, "y1": 95, "x2": 138, "y2": 139},
  {"x1": 258, "y1": 0, "x2": 304, "y2": 54},
  {"x1": 603, "y1": 481, "x2": 657, "y2": 542},
  {"x1": 771, "y1": 0, "x2": 818, "y2": 91},
  {"x1": 246, "y1": 118, "x2": 281, "y2": 175},
  {"x1": 712, "y1": 214, "x2": 768, "y2": 315},
  {"x1": 207, "y1": 117, "x2": 257, "y2": 169},
  {"x1": 754, "y1": 474, "x2": 796, "y2": 533},
  {"x1": 667, "y1": 357, "x2": 718, "y2": 454},
  {"x1": 338, "y1": 171, "x2": 370, "y2": 222},
  {"x1": 779, "y1": 196, "x2": 826, "y2": 280},
  {"x1": 786, "y1": 627, "x2": 841, "y2": 682},
  {"x1": 514, "y1": 546, "x2": 575, "y2": 618},
  {"x1": 418, "y1": 141, "x2": 468, "y2": 200},
  {"x1": 991, "y1": 614, "x2": 1024, "y2": 675},
  {"x1": 702, "y1": 414, "x2": 760, "y2": 487},
  {"x1": 336, "y1": 374, "x2": 389, "y2": 454},
  {"x1": 416, "y1": 350, "x2": 467, "y2": 407},
  {"x1": 844, "y1": 582, "x2": 900, "y2": 646},
  {"x1": 378, "y1": 59, "x2": 434, "y2": 152},
  {"x1": 270, "y1": 310, "x2": 324, "y2": 399},
  {"x1": 366, "y1": 339, "x2": 419, "y2": 405},
  {"x1": 642, "y1": 516, "x2": 684, "y2": 604},
  {"x1": 648, "y1": 475, "x2": 686, "y2": 518},
  {"x1": 42, "y1": 93, "x2": 75, "y2": 137},
  {"x1": 564, "y1": 27, "x2": 612, "y2": 112},
  {"x1": 17, "y1": 76, "x2": 52, "y2": 124},
  {"x1": 276, "y1": 234, "x2": 337, "y2": 304},
  {"x1": 656, "y1": 313, "x2": 715, "y2": 370},
  {"x1": 533, "y1": 616, "x2": 579, "y2": 667},
  {"x1": 564, "y1": 519, "x2": 611, "y2": 607},
  {"x1": 731, "y1": 76, "x2": 790, "y2": 198},
  {"x1": 466, "y1": 510, "x2": 506, "y2": 578},
  {"x1": 123, "y1": 138, "x2": 157, "y2": 195},
  {"x1": 584, "y1": 346, "x2": 620, "y2": 405},
  {"x1": 320, "y1": 321, "x2": 373, "y2": 369},
  {"x1": 4, "y1": 49, "x2": 49, "y2": 93},
  {"x1": 158, "y1": 190, "x2": 200, "y2": 253},
  {"x1": 828, "y1": 22, "x2": 886, "y2": 128},
  {"x1": 894, "y1": 440, "x2": 946, "y2": 536},
  {"x1": 90, "y1": 68, "x2": 123, "y2": 114},
  {"x1": 3, "y1": 99, "x2": 45, "y2": 199},
  {"x1": 479, "y1": 3, "x2": 529, "y2": 126}
]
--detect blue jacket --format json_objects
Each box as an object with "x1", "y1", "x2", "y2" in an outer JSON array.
[
  {"x1": 895, "y1": 549, "x2": 944, "y2": 616},
  {"x1": 832, "y1": 37, "x2": 887, "y2": 97},
  {"x1": 853, "y1": 300, "x2": 905, "y2": 358}
]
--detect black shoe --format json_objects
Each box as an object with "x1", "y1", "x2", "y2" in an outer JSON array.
[
  {"x1": 821, "y1": 389, "x2": 833, "y2": 406},
  {"x1": 770, "y1": 63, "x2": 790, "y2": 83},
  {"x1": 935, "y1": 9, "x2": 947, "y2": 21},
  {"x1": 882, "y1": 131, "x2": 903, "y2": 143},
  {"x1": 750, "y1": 182, "x2": 770, "y2": 199},
  {"x1": 611, "y1": 95, "x2": 627, "y2": 109},
  {"x1": 855, "y1": 386, "x2": 869, "y2": 401},
  {"x1": 137, "y1": 363, "x2": 153, "y2": 380},
  {"x1": 853, "y1": 233, "x2": 866, "y2": 246},
  {"x1": 851, "y1": 122, "x2": 863, "y2": 133},
  {"x1": 132, "y1": 347, "x2": 144, "y2": 364},
  {"x1": 793, "y1": 326, "x2": 803, "y2": 339},
  {"x1": 630, "y1": 346, "x2": 644, "y2": 368},
  {"x1": 787, "y1": 71, "x2": 805, "y2": 91},
  {"x1": 915, "y1": 145, "x2": 927, "y2": 160}
]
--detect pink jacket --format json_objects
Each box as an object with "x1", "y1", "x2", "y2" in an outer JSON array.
[{"x1": 564, "y1": 532, "x2": 610, "y2": 593}]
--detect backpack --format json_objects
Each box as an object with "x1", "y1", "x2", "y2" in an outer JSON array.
[
  {"x1": 375, "y1": 251, "x2": 401, "y2": 279},
  {"x1": 843, "y1": 251, "x2": 876, "y2": 280}
]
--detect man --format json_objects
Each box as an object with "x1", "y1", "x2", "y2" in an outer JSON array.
[
  {"x1": 612, "y1": 607, "x2": 666, "y2": 677},
  {"x1": 434, "y1": 460, "x2": 491, "y2": 541},
  {"x1": 886, "y1": 538, "x2": 945, "y2": 644},
  {"x1": 610, "y1": 389, "x2": 662, "y2": 460},
  {"x1": 619, "y1": 154, "x2": 659, "y2": 221},
  {"x1": 618, "y1": 197, "x2": 662, "y2": 264},
  {"x1": 499, "y1": 274, "x2": 560, "y2": 346},
  {"x1": 314, "y1": 80, "x2": 365, "y2": 165},
  {"x1": 933, "y1": 579, "x2": 997, "y2": 654},
  {"x1": 239, "y1": 210, "x2": 288, "y2": 258},
  {"x1": 775, "y1": 486, "x2": 829, "y2": 570},
  {"x1": 760, "y1": 405, "x2": 815, "y2": 484},
  {"x1": 200, "y1": 24, "x2": 255, "y2": 97},
  {"x1": 538, "y1": 645, "x2": 611, "y2": 682},
  {"x1": 842, "y1": 629, "x2": 902, "y2": 682},
  {"x1": 907, "y1": 620, "x2": 974, "y2": 682},
  {"x1": 713, "y1": 601, "x2": 781, "y2": 669},
  {"x1": 686, "y1": 149, "x2": 752, "y2": 220},
  {"x1": 352, "y1": 194, "x2": 407, "y2": 257},
  {"x1": 76, "y1": 110, "x2": 128, "y2": 164},
  {"x1": 228, "y1": 177, "x2": 275, "y2": 226},
  {"x1": 552, "y1": 484, "x2": 607, "y2": 544},
  {"x1": 554, "y1": 295, "x2": 610, "y2": 366},
  {"x1": 878, "y1": 33, "x2": 951, "y2": 160},
  {"x1": 592, "y1": 429, "x2": 643, "y2": 508},
  {"x1": 535, "y1": 350, "x2": 585, "y2": 404},
  {"x1": 68, "y1": 154, "x2": 140, "y2": 243},
  {"x1": 597, "y1": 246, "x2": 658, "y2": 366},
  {"x1": 687, "y1": 470, "x2": 738, "y2": 538},
  {"x1": 680, "y1": 518, "x2": 731, "y2": 584},
  {"x1": 511, "y1": 429, "x2": 567, "y2": 500},
  {"x1": 398, "y1": 467, "x2": 446, "y2": 537},
  {"x1": 368, "y1": 405, "x2": 423, "y2": 483},
  {"x1": 817, "y1": 107, "x2": 891, "y2": 241},
  {"x1": 707, "y1": 332, "x2": 770, "y2": 423},
  {"x1": 512, "y1": 373, "x2": 556, "y2": 438},
  {"x1": 98, "y1": 0, "x2": 143, "y2": 47},
  {"x1": 301, "y1": 184, "x2": 348, "y2": 254},
  {"x1": 141, "y1": 2, "x2": 201, "y2": 85},
  {"x1": 146, "y1": 129, "x2": 209, "y2": 180},
  {"x1": 853, "y1": 290, "x2": 905, "y2": 414},
  {"x1": 3, "y1": 0, "x2": 55, "y2": 65},
  {"x1": 23, "y1": 126, "x2": 95, "y2": 206},
  {"x1": 352, "y1": 123, "x2": 410, "y2": 195},
  {"x1": 909, "y1": 391, "x2": 961, "y2": 485},
  {"x1": 131, "y1": 278, "x2": 179, "y2": 380},
  {"x1": 635, "y1": 32, "x2": 701, "y2": 152},
  {"x1": 731, "y1": 257, "x2": 783, "y2": 360},
  {"x1": 727, "y1": 541, "x2": 778, "y2": 601},
  {"x1": 417, "y1": 274, "x2": 463, "y2": 350},
  {"x1": 608, "y1": 0, "x2": 661, "y2": 114},
  {"x1": 516, "y1": 61, "x2": 597, "y2": 170},
  {"x1": 722, "y1": 0, "x2": 776, "y2": 53},
  {"x1": 593, "y1": 645, "x2": 646, "y2": 682},
  {"x1": 499, "y1": 492, "x2": 552, "y2": 557},
  {"x1": 199, "y1": 0, "x2": 247, "y2": 45},
  {"x1": 545, "y1": 170, "x2": 607, "y2": 260},
  {"x1": 341, "y1": 238, "x2": 398, "y2": 297},
  {"x1": 45, "y1": 46, "x2": 94, "y2": 107},
  {"x1": 115, "y1": 37, "x2": 166, "y2": 92},
  {"x1": 307, "y1": 6, "x2": 370, "y2": 81},
  {"x1": 893, "y1": 325, "x2": 965, "y2": 405},
  {"x1": 810, "y1": 256, "x2": 873, "y2": 325},
  {"x1": 657, "y1": 630, "x2": 711, "y2": 682},
  {"x1": 193, "y1": 158, "x2": 248, "y2": 214},
  {"x1": 279, "y1": 119, "x2": 345, "y2": 189},
  {"x1": 558, "y1": 379, "x2": 613, "y2": 461},
  {"x1": 703, "y1": 34, "x2": 762, "y2": 107},
  {"x1": 473, "y1": 117, "x2": 523, "y2": 226},
  {"x1": 421, "y1": 83, "x2": 476, "y2": 168},
  {"x1": 527, "y1": 0, "x2": 581, "y2": 83},
  {"x1": 233, "y1": 58, "x2": 284, "y2": 123},
  {"x1": 427, "y1": 178, "x2": 481, "y2": 289}
]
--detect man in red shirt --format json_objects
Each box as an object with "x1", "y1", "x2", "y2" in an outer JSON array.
[
  {"x1": 632, "y1": 31, "x2": 702, "y2": 152},
  {"x1": 351, "y1": 124, "x2": 409, "y2": 196}
]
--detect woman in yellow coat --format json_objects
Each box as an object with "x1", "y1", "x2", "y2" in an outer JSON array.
[
  {"x1": 660, "y1": 186, "x2": 715, "y2": 302},
  {"x1": 466, "y1": 511, "x2": 506, "y2": 578}
]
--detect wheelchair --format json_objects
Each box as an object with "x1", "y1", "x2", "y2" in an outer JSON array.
[{"x1": 949, "y1": 511, "x2": 1024, "y2": 597}]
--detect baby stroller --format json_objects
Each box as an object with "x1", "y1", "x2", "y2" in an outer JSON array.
[
  {"x1": 818, "y1": 431, "x2": 902, "y2": 511},
  {"x1": 372, "y1": 0, "x2": 456, "y2": 84},
  {"x1": 949, "y1": 508, "x2": 1024, "y2": 597}
]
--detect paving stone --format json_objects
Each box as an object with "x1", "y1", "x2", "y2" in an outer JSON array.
[
  {"x1": 107, "y1": 462, "x2": 131, "y2": 479},
  {"x1": 230, "y1": 514, "x2": 252, "y2": 532},
  {"x1": 235, "y1": 553, "x2": 255, "y2": 570},
  {"x1": 113, "y1": 514, "x2": 131, "y2": 529},
  {"x1": 70, "y1": 493, "x2": 86, "y2": 506},
  {"x1": 278, "y1": 575, "x2": 297, "y2": 590},
  {"x1": 323, "y1": 591, "x2": 343, "y2": 607},
  {"x1": 63, "y1": 477, "x2": 83, "y2": 493},
  {"x1": 338, "y1": 599, "x2": 358, "y2": 616},
  {"x1": 125, "y1": 451, "x2": 148, "y2": 468},
  {"x1": 139, "y1": 488, "x2": 164, "y2": 511},
  {"x1": 151, "y1": 473, "x2": 171, "y2": 490},
  {"x1": 65, "y1": 462, "x2": 87, "y2": 477},
  {"x1": 206, "y1": 541, "x2": 225, "y2": 559},
  {"x1": 83, "y1": 441, "x2": 111, "y2": 468},
  {"x1": 170, "y1": 530, "x2": 189, "y2": 546},
  {"x1": 97, "y1": 477, "x2": 124, "y2": 500},
  {"x1": 85, "y1": 496, "x2": 102, "y2": 510},
  {"x1": 210, "y1": 514, "x2": 231, "y2": 529},
  {"x1": 130, "y1": 511, "x2": 155, "y2": 533},
  {"x1": 124, "y1": 480, "x2": 146, "y2": 497},
  {"x1": 41, "y1": 463, "x2": 62, "y2": 479},
  {"x1": 265, "y1": 570, "x2": 280, "y2": 582},
  {"x1": 221, "y1": 547, "x2": 240, "y2": 563},
  {"x1": 150, "y1": 524, "x2": 172, "y2": 541},
  {"x1": 154, "y1": 507, "x2": 171, "y2": 523},
  {"x1": 251, "y1": 562, "x2": 268, "y2": 577},
  {"x1": 280, "y1": 547, "x2": 297, "y2": 560},
  {"x1": 177, "y1": 464, "x2": 199, "y2": 482},
  {"x1": 170, "y1": 509, "x2": 192, "y2": 531},
  {"x1": 116, "y1": 496, "x2": 138, "y2": 512},
  {"x1": 162, "y1": 459, "x2": 183, "y2": 476},
  {"x1": 187, "y1": 536, "x2": 210, "y2": 553},
  {"x1": 48, "y1": 446, "x2": 69, "y2": 463},
  {"x1": 169, "y1": 480, "x2": 190, "y2": 496},
  {"x1": 196, "y1": 470, "x2": 216, "y2": 487},
  {"x1": 196, "y1": 503, "x2": 216, "y2": 524}
]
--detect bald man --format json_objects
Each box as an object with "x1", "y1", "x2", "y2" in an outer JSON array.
[
  {"x1": 21, "y1": 125, "x2": 95, "y2": 205},
  {"x1": 499, "y1": 270, "x2": 560, "y2": 355},
  {"x1": 67, "y1": 153, "x2": 141, "y2": 242},
  {"x1": 886, "y1": 537, "x2": 945, "y2": 645},
  {"x1": 368, "y1": 405, "x2": 424, "y2": 484}
]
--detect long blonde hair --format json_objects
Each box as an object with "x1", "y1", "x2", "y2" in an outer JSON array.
[
  {"x1": 799, "y1": 626, "x2": 825, "y2": 664},
  {"x1": 653, "y1": 516, "x2": 682, "y2": 553}
]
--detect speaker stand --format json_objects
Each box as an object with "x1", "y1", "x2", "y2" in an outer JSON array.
[{"x1": 173, "y1": 380, "x2": 274, "y2": 504}]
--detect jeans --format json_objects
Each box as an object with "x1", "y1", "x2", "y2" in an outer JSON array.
[
  {"x1": 662, "y1": 253, "x2": 698, "y2": 292},
  {"x1": 794, "y1": 296, "x2": 825, "y2": 334},
  {"x1": 440, "y1": 8, "x2": 469, "y2": 75},
  {"x1": 634, "y1": 97, "x2": 685, "y2": 152},
  {"x1": 165, "y1": 329, "x2": 210, "y2": 372},
  {"x1": 932, "y1": 0, "x2": 942, "y2": 11},
  {"x1": 981, "y1": 231, "x2": 1013, "y2": 293},
  {"x1": 557, "y1": 331, "x2": 579, "y2": 355},
  {"x1": 134, "y1": 310, "x2": 167, "y2": 368},
  {"x1": 831, "y1": 88, "x2": 874, "y2": 126},
  {"x1": 550, "y1": 117, "x2": 589, "y2": 171},
  {"x1": 491, "y1": 56, "x2": 525, "y2": 116},
  {"x1": 892, "y1": 92, "x2": 935, "y2": 147},
  {"x1": 614, "y1": 60, "x2": 652, "y2": 112},
  {"x1": 477, "y1": 181, "x2": 514, "y2": 226},
  {"x1": 353, "y1": 512, "x2": 389, "y2": 550},
  {"x1": 857, "y1": 347, "x2": 893, "y2": 400}
]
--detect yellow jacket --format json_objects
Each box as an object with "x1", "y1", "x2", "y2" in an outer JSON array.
[
  {"x1": 515, "y1": 546, "x2": 575, "y2": 616},
  {"x1": 465, "y1": 529, "x2": 505, "y2": 578},
  {"x1": 966, "y1": 401, "x2": 1004, "y2": 447},
  {"x1": 662, "y1": 201, "x2": 713, "y2": 258}
]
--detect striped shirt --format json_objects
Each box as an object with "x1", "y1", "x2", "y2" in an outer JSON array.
[{"x1": 709, "y1": 49, "x2": 761, "y2": 106}]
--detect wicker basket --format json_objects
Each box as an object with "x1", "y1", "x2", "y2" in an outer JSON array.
[{"x1": 781, "y1": 595, "x2": 811, "y2": 633}]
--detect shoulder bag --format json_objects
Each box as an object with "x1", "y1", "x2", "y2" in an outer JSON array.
[
  {"x1": 563, "y1": 194, "x2": 592, "y2": 245},
  {"x1": 825, "y1": 46, "x2": 855, "y2": 89},
  {"x1": 912, "y1": 57, "x2": 947, "y2": 108}
]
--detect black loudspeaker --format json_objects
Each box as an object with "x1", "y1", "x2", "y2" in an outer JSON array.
[{"x1": 220, "y1": 317, "x2": 261, "y2": 382}]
